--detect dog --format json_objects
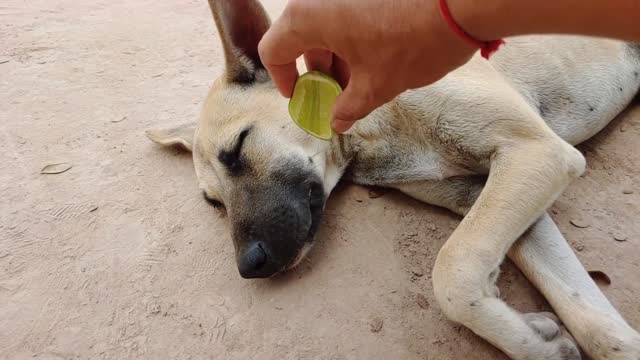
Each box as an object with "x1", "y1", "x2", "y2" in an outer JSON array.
[{"x1": 146, "y1": 1, "x2": 640, "y2": 359}]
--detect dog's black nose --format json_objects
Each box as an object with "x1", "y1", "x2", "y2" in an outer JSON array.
[{"x1": 238, "y1": 242, "x2": 272, "y2": 278}]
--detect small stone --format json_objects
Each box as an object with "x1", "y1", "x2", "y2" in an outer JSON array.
[
  {"x1": 149, "y1": 304, "x2": 161, "y2": 315},
  {"x1": 622, "y1": 189, "x2": 634, "y2": 195},
  {"x1": 80, "y1": 266, "x2": 87, "y2": 273},
  {"x1": 570, "y1": 219, "x2": 590, "y2": 229},
  {"x1": 575, "y1": 244, "x2": 585, "y2": 252},
  {"x1": 411, "y1": 267, "x2": 424, "y2": 277},
  {"x1": 369, "y1": 318, "x2": 384, "y2": 333},
  {"x1": 416, "y1": 294, "x2": 430, "y2": 309},
  {"x1": 620, "y1": 124, "x2": 629, "y2": 132},
  {"x1": 613, "y1": 232, "x2": 628, "y2": 242},
  {"x1": 426, "y1": 223, "x2": 437, "y2": 231}
]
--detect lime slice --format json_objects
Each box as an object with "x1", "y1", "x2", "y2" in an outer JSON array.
[{"x1": 289, "y1": 71, "x2": 342, "y2": 140}]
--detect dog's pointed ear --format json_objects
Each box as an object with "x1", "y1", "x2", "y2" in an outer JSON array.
[
  {"x1": 208, "y1": 0, "x2": 271, "y2": 84},
  {"x1": 145, "y1": 124, "x2": 196, "y2": 152}
]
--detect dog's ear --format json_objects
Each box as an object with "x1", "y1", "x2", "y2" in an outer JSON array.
[
  {"x1": 145, "y1": 124, "x2": 196, "y2": 152},
  {"x1": 208, "y1": 0, "x2": 271, "y2": 84}
]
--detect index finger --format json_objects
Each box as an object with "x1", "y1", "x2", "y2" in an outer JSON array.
[{"x1": 258, "y1": 14, "x2": 320, "y2": 97}]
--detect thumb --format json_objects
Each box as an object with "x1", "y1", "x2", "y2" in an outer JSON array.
[{"x1": 332, "y1": 76, "x2": 385, "y2": 133}]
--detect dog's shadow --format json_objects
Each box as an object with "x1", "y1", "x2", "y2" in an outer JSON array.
[
  {"x1": 260, "y1": 181, "x2": 461, "y2": 291},
  {"x1": 577, "y1": 97, "x2": 639, "y2": 166}
]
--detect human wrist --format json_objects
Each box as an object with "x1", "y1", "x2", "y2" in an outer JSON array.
[
  {"x1": 425, "y1": 0, "x2": 477, "y2": 56},
  {"x1": 443, "y1": 0, "x2": 640, "y2": 43},
  {"x1": 443, "y1": 0, "x2": 514, "y2": 42}
]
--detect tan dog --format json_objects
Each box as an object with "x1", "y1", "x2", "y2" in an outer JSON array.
[{"x1": 147, "y1": 1, "x2": 640, "y2": 359}]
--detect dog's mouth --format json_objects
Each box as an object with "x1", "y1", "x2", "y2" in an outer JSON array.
[
  {"x1": 283, "y1": 180, "x2": 325, "y2": 272},
  {"x1": 307, "y1": 180, "x2": 326, "y2": 239},
  {"x1": 233, "y1": 176, "x2": 326, "y2": 278}
]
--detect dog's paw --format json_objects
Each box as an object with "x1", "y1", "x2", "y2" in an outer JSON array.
[
  {"x1": 522, "y1": 312, "x2": 581, "y2": 360},
  {"x1": 585, "y1": 321, "x2": 640, "y2": 360}
]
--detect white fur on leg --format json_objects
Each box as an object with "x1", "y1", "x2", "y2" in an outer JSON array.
[{"x1": 509, "y1": 214, "x2": 640, "y2": 360}]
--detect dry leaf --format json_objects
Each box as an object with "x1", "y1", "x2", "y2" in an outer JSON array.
[
  {"x1": 588, "y1": 271, "x2": 612, "y2": 286},
  {"x1": 368, "y1": 188, "x2": 386, "y2": 199},
  {"x1": 416, "y1": 294, "x2": 430, "y2": 309},
  {"x1": 41, "y1": 163, "x2": 72, "y2": 174},
  {"x1": 369, "y1": 318, "x2": 383, "y2": 333},
  {"x1": 570, "y1": 219, "x2": 590, "y2": 229}
]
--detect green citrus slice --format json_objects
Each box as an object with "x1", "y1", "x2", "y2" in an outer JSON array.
[{"x1": 289, "y1": 71, "x2": 342, "y2": 140}]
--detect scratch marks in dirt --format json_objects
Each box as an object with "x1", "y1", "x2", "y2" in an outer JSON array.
[
  {"x1": 0, "y1": 221, "x2": 31, "y2": 256},
  {"x1": 0, "y1": 201, "x2": 99, "y2": 287},
  {"x1": 138, "y1": 241, "x2": 171, "y2": 270},
  {"x1": 36, "y1": 202, "x2": 98, "y2": 220},
  {"x1": 144, "y1": 296, "x2": 229, "y2": 344}
]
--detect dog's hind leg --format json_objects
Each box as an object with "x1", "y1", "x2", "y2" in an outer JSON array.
[
  {"x1": 509, "y1": 214, "x2": 640, "y2": 359},
  {"x1": 394, "y1": 177, "x2": 640, "y2": 359}
]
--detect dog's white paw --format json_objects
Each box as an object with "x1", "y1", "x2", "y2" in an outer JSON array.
[
  {"x1": 521, "y1": 312, "x2": 581, "y2": 360},
  {"x1": 586, "y1": 320, "x2": 640, "y2": 360}
]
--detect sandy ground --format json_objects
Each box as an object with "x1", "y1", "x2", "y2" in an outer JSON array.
[{"x1": 1, "y1": 1, "x2": 639, "y2": 359}]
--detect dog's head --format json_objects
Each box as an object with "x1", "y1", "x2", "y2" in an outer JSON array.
[{"x1": 147, "y1": 0, "x2": 348, "y2": 278}]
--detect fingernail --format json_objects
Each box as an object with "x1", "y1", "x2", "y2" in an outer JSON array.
[{"x1": 332, "y1": 119, "x2": 353, "y2": 133}]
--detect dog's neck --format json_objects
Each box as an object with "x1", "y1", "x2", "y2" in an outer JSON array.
[{"x1": 326, "y1": 103, "x2": 395, "y2": 182}]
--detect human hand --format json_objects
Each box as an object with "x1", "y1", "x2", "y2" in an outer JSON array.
[{"x1": 258, "y1": 0, "x2": 476, "y2": 132}]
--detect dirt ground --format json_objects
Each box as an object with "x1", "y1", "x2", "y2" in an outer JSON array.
[{"x1": 1, "y1": 1, "x2": 639, "y2": 359}]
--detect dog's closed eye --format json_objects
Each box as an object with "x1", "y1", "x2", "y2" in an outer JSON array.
[
  {"x1": 218, "y1": 127, "x2": 251, "y2": 175},
  {"x1": 203, "y1": 192, "x2": 224, "y2": 209}
]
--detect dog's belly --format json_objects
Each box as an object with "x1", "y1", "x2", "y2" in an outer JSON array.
[{"x1": 347, "y1": 141, "x2": 475, "y2": 186}]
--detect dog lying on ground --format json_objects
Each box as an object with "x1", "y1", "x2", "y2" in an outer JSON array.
[{"x1": 147, "y1": 0, "x2": 640, "y2": 359}]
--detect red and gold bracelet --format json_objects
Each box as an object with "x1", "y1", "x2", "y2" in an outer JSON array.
[{"x1": 439, "y1": 0, "x2": 505, "y2": 59}]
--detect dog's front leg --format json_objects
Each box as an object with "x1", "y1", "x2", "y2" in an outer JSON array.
[
  {"x1": 430, "y1": 139, "x2": 585, "y2": 360},
  {"x1": 395, "y1": 176, "x2": 640, "y2": 360}
]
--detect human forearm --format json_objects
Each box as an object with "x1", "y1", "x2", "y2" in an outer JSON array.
[{"x1": 447, "y1": 0, "x2": 640, "y2": 42}]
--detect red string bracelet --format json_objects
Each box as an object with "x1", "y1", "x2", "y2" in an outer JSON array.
[{"x1": 439, "y1": 0, "x2": 505, "y2": 59}]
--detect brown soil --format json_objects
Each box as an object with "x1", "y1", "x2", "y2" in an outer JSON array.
[{"x1": 1, "y1": 1, "x2": 638, "y2": 359}]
